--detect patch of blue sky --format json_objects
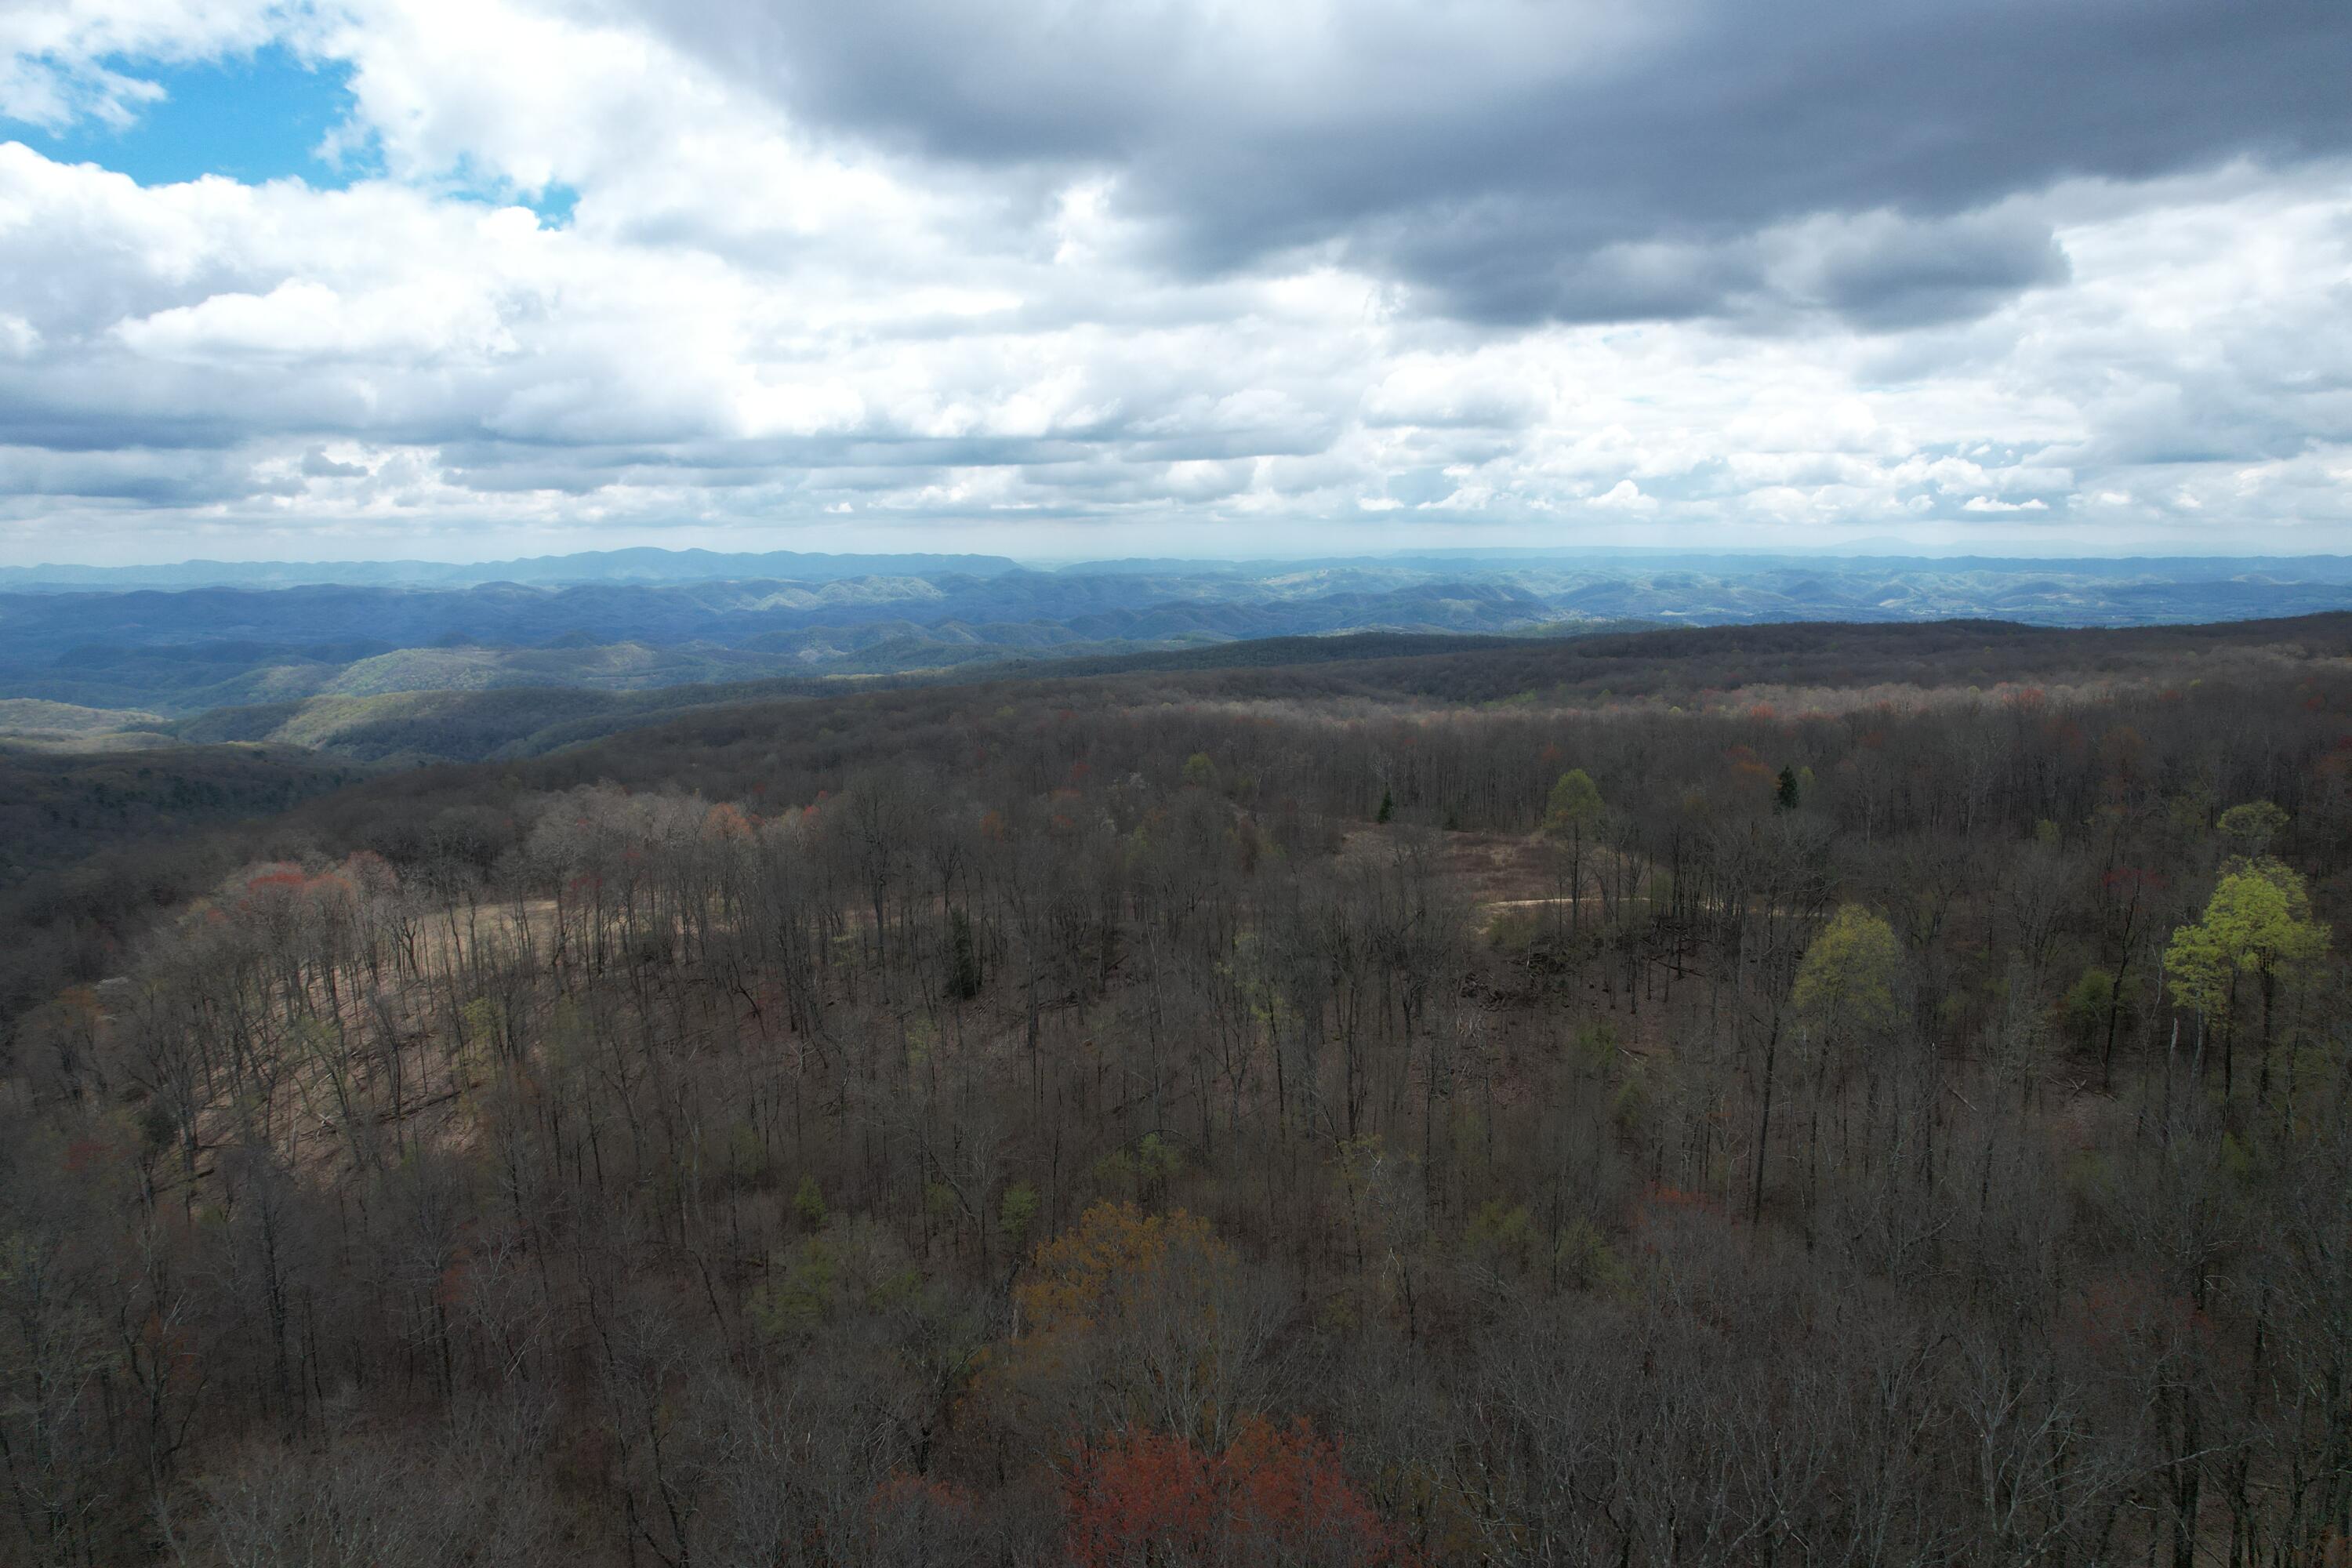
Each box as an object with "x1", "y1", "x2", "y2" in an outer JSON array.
[
  {"x1": 4, "y1": 44, "x2": 378, "y2": 189},
  {"x1": 415, "y1": 152, "x2": 579, "y2": 223},
  {"x1": 516, "y1": 181, "x2": 578, "y2": 225},
  {"x1": 2, "y1": 44, "x2": 575, "y2": 223}
]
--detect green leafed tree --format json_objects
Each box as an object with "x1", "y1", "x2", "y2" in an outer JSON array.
[
  {"x1": 1754, "y1": 905, "x2": 1904, "y2": 1228},
  {"x1": 1546, "y1": 768, "x2": 1603, "y2": 835},
  {"x1": 1791, "y1": 905, "x2": 1904, "y2": 1044},
  {"x1": 2216, "y1": 799, "x2": 2289, "y2": 859},
  {"x1": 2166, "y1": 858, "x2": 2329, "y2": 1097},
  {"x1": 1544, "y1": 768, "x2": 1604, "y2": 929}
]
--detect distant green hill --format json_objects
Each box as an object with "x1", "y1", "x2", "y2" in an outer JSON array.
[
  {"x1": 138, "y1": 630, "x2": 1606, "y2": 763},
  {"x1": 11, "y1": 554, "x2": 2350, "y2": 725}
]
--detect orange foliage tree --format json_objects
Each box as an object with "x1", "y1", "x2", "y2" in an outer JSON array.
[
  {"x1": 1005, "y1": 1200, "x2": 1282, "y2": 1447},
  {"x1": 1015, "y1": 1200, "x2": 1231, "y2": 1338}
]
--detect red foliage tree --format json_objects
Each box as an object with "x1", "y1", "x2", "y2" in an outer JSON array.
[{"x1": 1065, "y1": 1417, "x2": 1413, "y2": 1567}]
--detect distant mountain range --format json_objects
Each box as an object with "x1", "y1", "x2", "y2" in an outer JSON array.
[
  {"x1": 0, "y1": 546, "x2": 1026, "y2": 591},
  {"x1": 5, "y1": 548, "x2": 2351, "y2": 736},
  {"x1": 9, "y1": 544, "x2": 2351, "y2": 592}
]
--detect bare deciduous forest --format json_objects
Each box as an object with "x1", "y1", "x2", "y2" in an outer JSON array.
[{"x1": 5, "y1": 618, "x2": 2352, "y2": 1566}]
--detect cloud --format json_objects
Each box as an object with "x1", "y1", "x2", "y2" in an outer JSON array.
[
  {"x1": 1776, "y1": 208, "x2": 2073, "y2": 332},
  {"x1": 300, "y1": 445, "x2": 368, "y2": 477},
  {"x1": 0, "y1": 2, "x2": 279, "y2": 128},
  {"x1": 634, "y1": 0, "x2": 2352, "y2": 325},
  {"x1": 0, "y1": 0, "x2": 2346, "y2": 561},
  {"x1": 1588, "y1": 480, "x2": 1659, "y2": 514}
]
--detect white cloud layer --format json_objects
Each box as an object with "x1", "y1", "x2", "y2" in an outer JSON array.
[{"x1": 0, "y1": 0, "x2": 2348, "y2": 561}]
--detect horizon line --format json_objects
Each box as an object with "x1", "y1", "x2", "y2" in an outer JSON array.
[{"x1": 8, "y1": 543, "x2": 2352, "y2": 576}]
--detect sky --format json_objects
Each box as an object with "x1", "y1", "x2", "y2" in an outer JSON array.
[{"x1": 0, "y1": 1, "x2": 2348, "y2": 565}]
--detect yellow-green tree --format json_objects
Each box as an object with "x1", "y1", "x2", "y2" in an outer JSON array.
[
  {"x1": 1791, "y1": 905, "x2": 1904, "y2": 1044},
  {"x1": 2216, "y1": 800, "x2": 2288, "y2": 859},
  {"x1": 1752, "y1": 905, "x2": 1902, "y2": 1225},
  {"x1": 2166, "y1": 859, "x2": 2328, "y2": 1098},
  {"x1": 1544, "y1": 769, "x2": 1605, "y2": 929}
]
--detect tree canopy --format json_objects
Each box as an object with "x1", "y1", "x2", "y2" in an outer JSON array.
[
  {"x1": 2165, "y1": 858, "x2": 2328, "y2": 1017},
  {"x1": 1544, "y1": 768, "x2": 1604, "y2": 838},
  {"x1": 1791, "y1": 905, "x2": 1904, "y2": 1040}
]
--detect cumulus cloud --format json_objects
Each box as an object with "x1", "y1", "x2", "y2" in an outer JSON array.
[
  {"x1": 634, "y1": 0, "x2": 2352, "y2": 320},
  {"x1": 0, "y1": 0, "x2": 2347, "y2": 560},
  {"x1": 1588, "y1": 481, "x2": 1659, "y2": 514},
  {"x1": 0, "y1": 2, "x2": 280, "y2": 128}
]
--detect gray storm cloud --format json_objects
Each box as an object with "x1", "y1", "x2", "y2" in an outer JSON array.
[{"x1": 637, "y1": 0, "x2": 2350, "y2": 321}]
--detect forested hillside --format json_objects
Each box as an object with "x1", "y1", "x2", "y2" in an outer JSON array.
[
  {"x1": 3, "y1": 618, "x2": 2350, "y2": 1564},
  {"x1": 9, "y1": 551, "x2": 2352, "y2": 725}
]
